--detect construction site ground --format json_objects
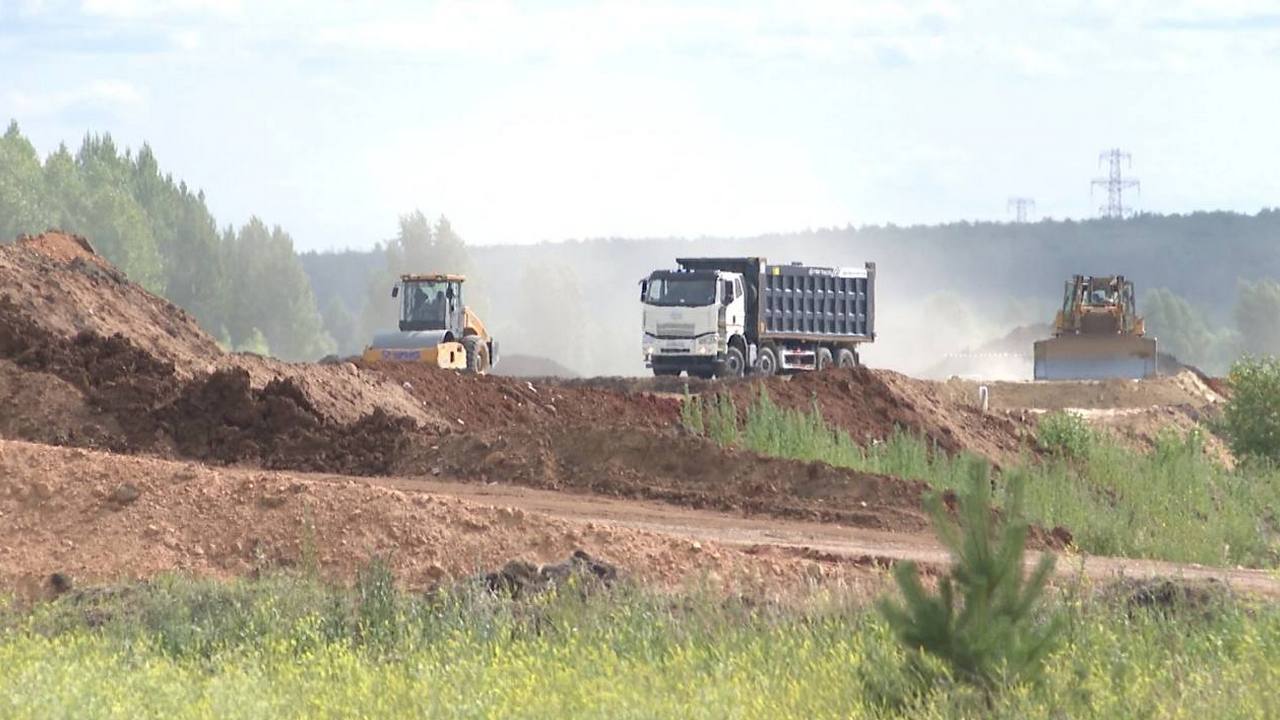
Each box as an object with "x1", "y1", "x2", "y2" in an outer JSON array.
[{"x1": 0, "y1": 233, "x2": 1270, "y2": 600}]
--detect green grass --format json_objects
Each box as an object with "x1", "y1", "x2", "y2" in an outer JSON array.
[
  {"x1": 685, "y1": 389, "x2": 1280, "y2": 568},
  {"x1": 2, "y1": 573, "x2": 1279, "y2": 719}
]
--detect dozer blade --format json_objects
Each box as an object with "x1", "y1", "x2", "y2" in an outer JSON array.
[{"x1": 1033, "y1": 335, "x2": 1158, "y2": 380}]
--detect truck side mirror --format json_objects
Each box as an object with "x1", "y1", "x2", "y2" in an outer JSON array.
[
  {"x1": 391, "y1": 286, "x2": 399, "y2": 298},
  {"x1": 639, "y1": 279, "x2": 648, "y2": 301}
]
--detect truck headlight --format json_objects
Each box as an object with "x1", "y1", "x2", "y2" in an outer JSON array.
[{"x1": 695, "y1": 335, "x2": 717, "y2": 354}]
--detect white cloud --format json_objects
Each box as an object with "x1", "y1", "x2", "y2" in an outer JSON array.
[
  {"x1": 8, "y1": 79, "x2": 145, "y2": 116},
  {"x1": 80, "y1": 0, "x2": 240, "y2": 19}
]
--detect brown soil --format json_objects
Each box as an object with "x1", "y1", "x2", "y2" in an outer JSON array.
[
  {"x1": 712, "y1": 368, "x2": 1035, "y2": 466},
  {"x1": 938, "y1": 371, "x2": 1225, "y2": 412},
  {"x1": 414, "y1": 426, "x2": 934, "y2": 532},
  {"x1": 1, "y1": 232, "x2": 220, "y2": 377},
  {"x1": 6, "y1": 438, "x2": 1274, "y2": 603},
  {"x1": 2, "y1": 230, "x2": 1254, "y2": 600},
  {"x1": 0, "y1": 439, "x2": 889, "y2": 598},
  {"x1": 364, "y1": 360, "x2": 681, "y2": 433}
]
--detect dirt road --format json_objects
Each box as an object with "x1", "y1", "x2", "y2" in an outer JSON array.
[{"x1": 333, "y1": 472, "x2": 1280, "y2": 599}]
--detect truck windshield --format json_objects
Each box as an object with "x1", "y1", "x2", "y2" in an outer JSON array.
[
  {"x1": 403, "y1": 281, "x2": 449, "y2": 328},
  {"x1": 646, "y1": 277, "x2": 716, "y2": 307}
]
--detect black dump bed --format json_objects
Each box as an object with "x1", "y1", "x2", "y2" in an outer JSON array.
[{"x1": 675, "y1": 257, "x2": 875, "y2": 344}]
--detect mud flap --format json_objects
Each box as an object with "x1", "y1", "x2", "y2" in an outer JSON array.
[{"x1": 1033, "y1": 335, "x2": 1158, "y2": 380}]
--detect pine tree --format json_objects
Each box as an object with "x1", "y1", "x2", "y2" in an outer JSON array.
[{"x1": 877, "y1": 459, "x2": 1062, "y2": 692}]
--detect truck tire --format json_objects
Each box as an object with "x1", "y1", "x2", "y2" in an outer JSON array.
[
  {"x1": 719, "y1": 346, "x2": 746, "y2": 378},
  {"x1": 756, "y1": 345, "x2": 779, "y2": 377},
  {"x1": 815, "y1": 347, "x2": 833, "y2": 371},
  {"x1": 462, "y1": 336, "x2": 489, "y2": 374},
  {"x1": 836, "y1": 348, "x2": 858, "y2": 368}
]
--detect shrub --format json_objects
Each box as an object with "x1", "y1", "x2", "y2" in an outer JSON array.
[
  {"x1": 1222, "y1": 355, "x2": 1280, "y2": 462},
  {"x1": 878, "y1": 459, "x2": 1062, "y2": 693},
  {"x1": 1035, "y1": 411, "x2": 1094, "y2": 459}
]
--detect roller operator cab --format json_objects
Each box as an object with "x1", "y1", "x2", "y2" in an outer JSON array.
[
  {"x1": 640, "y1": 257, "x2": 875, "y2": 378},
  {"x1": 363, "y1": 273, "x2": 499, "y2": 373}
]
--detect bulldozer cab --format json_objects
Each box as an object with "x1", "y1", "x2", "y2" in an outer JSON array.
[
  {"x1": 1061, "y1": 275, "x2": 1140, "y2": 336},
  {"x1": 393, "y1": 274, "x2": 465, "y2": 333}
]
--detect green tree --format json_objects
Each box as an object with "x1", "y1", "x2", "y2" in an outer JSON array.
[
  {"x1": 0, "y1": 120, "x2": 50, "y2": 241},
  {"x1": 1143, "y1": 287, "x2": 1225, "y2": 370},
  {"x1": 225, "y1": 218, "x2": 334, "y2": 361},
  {"x1": 75, "y1": 134, "x2": 165, "y2": 291},
  {"x1": 1235, "y1": 279, "x2": 1280, "y2": 357},
  {"x1": 321, "y1": 297, "x2": 359, "y2": 356},
  {"x1": 1222, "y1": 356, "x2": 1280, "y2": 462},
  {"x1": 878, "y1": 460, "x2": 1062, "y2": 693}
]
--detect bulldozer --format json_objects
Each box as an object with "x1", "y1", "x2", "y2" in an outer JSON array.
[
  {"x1": 362, "y1": 273, "x2": 498, "y2": 373},
  {"x1": 1033, "y1": 275, "x2": 1157, "y2": 380}
]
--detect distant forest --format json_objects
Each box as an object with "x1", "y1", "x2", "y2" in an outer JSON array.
[{"x1": 4, "y1": 121, "x2": 1279, "y2": 376}]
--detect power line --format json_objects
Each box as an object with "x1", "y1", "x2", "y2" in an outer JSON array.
[
  {"x1": 1007, "y1": 197, "x2": 1035, "y2": 223},
  {"x1": 1091, "y1": 148, "x2": 1140, "y2": 218}
]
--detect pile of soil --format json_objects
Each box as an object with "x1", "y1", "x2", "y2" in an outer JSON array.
[
  {"x1": 0, "y1": 232, "x2": 220, "y2": 377},
  {"x1": 940, "y1": 370, "x2": 1224, "y2": 412},
  {"x1": 710, "y1": 368, "x2": 1034, "y2": 466},
  {"x1": 416, "y1": 426, "x2": 934, "y2": 532},
  {"x1": 0, "y1": 297, "x2": 422, "y2": 473},
  {"x1": 0, "y1": 439, "x2": 886, "y2": 597},
  {"x1": 363, "y1": 360, "x2": 681, "y2": 433}
]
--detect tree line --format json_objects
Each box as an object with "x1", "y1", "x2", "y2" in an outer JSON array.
[
  {"x1": 6, "y1": 119, "x2": 1280, "y2": 376},
  {"x1": 0, "y1": 121, "x2": 333, "y2": 360}
]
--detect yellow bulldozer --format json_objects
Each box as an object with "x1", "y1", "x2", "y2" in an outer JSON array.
[
  {"x1": 362, "y1": 273, "x2": 498, "y2": 373},
  {"x1": 1033, "y1": 274, "x2": 1157, "y2": 380}
]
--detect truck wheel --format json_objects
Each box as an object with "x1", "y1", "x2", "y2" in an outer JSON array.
[
  {"x1": 462, "y1": 336, "x2": 489, "y2": 374},
  {"x1": 836, "y1": 348, "x2": 858, "y2": 368},
  {"x1": 720, "y1": 346, "x2": 746, "y2": 378},
  {"x1": 815, "y1": 347, "x2": 833, "y2": 371},
  {"x1": 756, "y1": 345, "x2": 779, "y2": 377}
]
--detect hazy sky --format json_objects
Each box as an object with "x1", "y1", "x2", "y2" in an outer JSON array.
[{"x1": 3, "y1": 0, "x2": 1279, "y2": 250}]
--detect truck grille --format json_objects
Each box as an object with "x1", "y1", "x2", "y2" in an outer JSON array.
[{"x1": 656, "y1": 323, "x2": 696, "y2": 337}]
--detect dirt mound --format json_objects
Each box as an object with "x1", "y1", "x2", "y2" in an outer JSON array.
[
  {"x1": 711, "y1": 368, "x2": 1033, "y2": 466},
  {"x1": 364, "y1": 361, "x2": 681, "y2": 433},
  {"x1": 938, "y1": 370, "x2": 1224, "y2": 412},
  {"x1": 0, "y1": 359, "x2": 122, "y2": 448},
  {"x1": 16, "y1": 231, "x2": 100, "y2": 263},
  {"x1": 159, "y1": 369, "x2": 420, "y2": 474},
  {"x1": 0, "y1": 233, "x2": 443, "y2": 433},
  {"x1": 417, "y1": 425, "x2": 933, "y2": 532},
  {"x1": 0, "y1": 439, "x2": 886, "y2": 597},
  {"x1": 2, "y1": 232, "x2": 220, "y2": 376},
  {"x1": 0, "y1": 301, "x2": 423, "y2": 472}
]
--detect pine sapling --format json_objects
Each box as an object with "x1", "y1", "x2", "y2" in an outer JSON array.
[{"x1": 877, "y1": 458, "x2": 1062, "y2": 692}]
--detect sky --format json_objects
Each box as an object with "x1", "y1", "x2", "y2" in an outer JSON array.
[{"x1": 2, "y1": 0, "x2": 1279, "y2": 251}]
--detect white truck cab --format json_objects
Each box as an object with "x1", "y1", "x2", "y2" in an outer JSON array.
[
  {"x1": 640, "y1": 269, "x2": 747, "y2": 378},
  {"x1": 641, "y1": 257, "x2": 876, "y2": 379}
]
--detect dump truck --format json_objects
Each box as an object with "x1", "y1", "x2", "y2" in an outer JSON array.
[
  {"x1": 1033, "y1": 274, "x2": 1156, "y2": 380},
  {"x1": 362, "y1": 273, "x2": 498, "y2": 373},
  {"x1": 639, "y1": 257, "x2": 875, "y2": 378}
]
